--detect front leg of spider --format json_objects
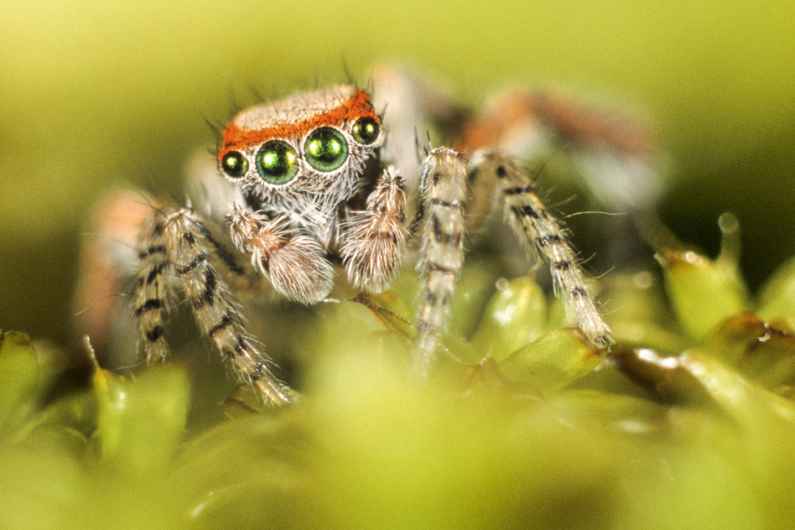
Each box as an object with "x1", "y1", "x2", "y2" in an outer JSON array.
[
  {"x1": 413, "y1": 147, "x2": 469, "y2": 376},
  {"x1": 474, "y1": 152, "x2": 614, "y2": 349},
  {"x1": 227, "y1": 205, "x2": 334, "y2": 305},
  {"x1": 340, "y1": 166, "x2": 408, "y2": 293},
  {"x1": 131, "y1": 206, "x2": 294, "y2": 406}
]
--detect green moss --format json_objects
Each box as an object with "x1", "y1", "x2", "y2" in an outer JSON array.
[{"x1": 2, "y1": 236, "x2": 795, "y2": 530}]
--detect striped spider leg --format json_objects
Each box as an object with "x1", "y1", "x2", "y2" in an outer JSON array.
[
  {"x1": 473, "y1": 152, "x2": 614, "y2": 349},
  {"x1": 132, "y1": 204, "x2": 294, "y2": 406},
  {"x1": 413, "y1": 147, "x2": 468, "y2": 375},
  {"x1": 411, "y1": 146, "x2": 614, "y2": 375}
]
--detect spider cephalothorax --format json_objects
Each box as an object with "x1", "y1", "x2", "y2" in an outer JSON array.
[
  {"x1": 73, "y1": 66, "x2": 653, "y2": 406},
  {"x1": 218, "y1": 85, "x2": 384, "y2": 232},
  {"x1": 215, "y1": 86, "x2": 407, "y2": 307}
]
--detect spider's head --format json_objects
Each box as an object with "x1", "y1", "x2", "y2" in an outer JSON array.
[{"x1": 216, "y1": 85, "x2": 383, "y2": 218}]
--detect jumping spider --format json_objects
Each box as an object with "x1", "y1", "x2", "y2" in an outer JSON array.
[{"x1": 74, "y1": 66, "x2": 661, "y2": 407}]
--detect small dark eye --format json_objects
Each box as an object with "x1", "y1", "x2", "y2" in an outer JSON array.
[
  {"x1": 352, "y1": 117, "x2": 380, "y2": 145},
  {"x1": 256, "y1": 140, "x2": 299, "y2": 184},
  {"x1": 304, "y1": 127, "x2": 349, "y2": 172},
  {"x1": 221, "y1": 151, "x2": 248, "y2": 178}
]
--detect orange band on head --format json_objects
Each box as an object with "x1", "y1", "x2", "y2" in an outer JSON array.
[{"x1": 219, "y1": 89, "x2": 379, "y2": 161}]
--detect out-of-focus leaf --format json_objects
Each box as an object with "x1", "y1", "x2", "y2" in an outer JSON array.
[
  {"x1": 670, "y1": 349, "x2": 795, "y2": 525},
  {"x1": 758, "y1": 256, "x2": 795, "y2": 330},
  {"x1": 0, "y1": 444, "x2": 88, "y2": 530},
  {"x1": 0, "y1": 331, "x2": 67, "y2": 433},
  {"x1": 305, "y1": 345, "x2": 620, "y2": 530},
  {"x1": 657, "y1": 248, "x2": 749, "y2": 340},
  {"x1": 702, "y1": 313, "x2": 795, "y2": 393},
  {"x1": 470, "y1": 276, "x2": 547, "y2": 362},
  {"x1": 619, "y1": 440, "x2": 764, "y2": 530},
  {"x1": 603, "y1": 271, "x2": 670, "y2": 324},
  {"x1": 175, "y1": 411, "x2": 306, "y2": 530},
  {"x1": 602, "y1": 271, "x2": 690, "y2": 352},
  {"x1": 23, "y1": 424, "x2": 89, "y2": 458},
  {"x1": 499, "y1": 329, "x2": 600, "y2": 391},
  {"x1": 10, "y1": 390, "x2": 95, "y2": 452},
  {"x1": 94, "y1": 361, "x2": 190, "y2": 476},
  {"x1": 439, "y1": 332, "x2": 483, "y2": 366},
  {"x1": 610, "y1": 320, "x2": 690, "y2": 353},
  {"x1": 446, "y1": 258, "x2": 502, "y2": 338},
  {"x1": 676, "y1": 351, "x2": 795, "y2": 423},
  {"x1": 290, "y1": 299, "x2": 411, "y2": 369},
  {"x1": 547, "y1": 389, "x2": 669, "y2": 437}
]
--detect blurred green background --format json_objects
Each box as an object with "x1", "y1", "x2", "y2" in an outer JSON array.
[{"x1": 1, "y1": 0, "x2": 793, "y2": 347}]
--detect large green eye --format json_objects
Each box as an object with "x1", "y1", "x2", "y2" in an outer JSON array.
[
  {"x1": 352, "y1": 117, "x2": 380, "y2": 145},
  {"x1": 256, "y1": 140, "x2": 299, "y2": 184},
  {"x1": 221, "y1": 151, "x2": 248, "y2": 178},
  {"x1": 304, "y1": 127, "x2": 349, "y2": 172}
]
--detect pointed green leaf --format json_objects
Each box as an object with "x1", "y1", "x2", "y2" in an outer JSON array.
[
  {"x1": 658, "y1": 248, "x2": 749, "y2": 340},
  {"x1": 94, "y1": 362, "x2": 190, "y2": 476},
  {"x1": 758, "y1": 256, "x2": 795, "y2": 330},
  {"x1": 0, "y1": 331, "x2": 67, "y2": 434}
]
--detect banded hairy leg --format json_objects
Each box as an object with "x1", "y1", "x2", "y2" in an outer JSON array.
[
  {"x1": 413, "y1": 147, "x2": 469, "y2": 375},
  {"x1": 152, "y1": 207, "x2": 293, "y2": 405},
  {"x1": 132, "y1": 208, "x2": 173, "y2": 364},
  {"x1": 340, "y1": 165, "x2": 408, "y2": 293},
  {"x1": 468, "y1": 152, "x2": 614, "y2": 349}
]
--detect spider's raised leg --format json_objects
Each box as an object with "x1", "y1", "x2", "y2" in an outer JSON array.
[
  {"x1": 227, "y1": 205, "x2": 334, "y2": 306},
  {"x1": 340, "y1": 166, "x2": 408, "y2": 293},
  {"x1": 470, "y1": 151, "x2": 614, "y2": 349},
  {"x1": 413, "y1": 147, "x2": 468, "y2": 376},
  {"x1": 159, "y1": 207, "x2": 293, "y2": 406}
]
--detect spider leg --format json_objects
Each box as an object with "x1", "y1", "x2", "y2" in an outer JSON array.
[
  {"x1": 413, "y1": 147, "x2": 468, "y2": 376},
  {"x1": 227, "y1": 205, "x2": 334, "y2": 305},
  {"x1": 154, "y1": 207, "x2": 293, "y2": 405},
  {"x1": 340, "y1": 165, "x2": 408, "y2": 292},
  {"x1": 132, "y1": 208, "x2": 173, "y2": 364},
  {"x1": 470, "y1": 151, "x2": 614, "y2": 349}
]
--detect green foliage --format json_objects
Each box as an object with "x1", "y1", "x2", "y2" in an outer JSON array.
[{"x1": 2, "y1": 238, "x2": 795, "y2": 530}]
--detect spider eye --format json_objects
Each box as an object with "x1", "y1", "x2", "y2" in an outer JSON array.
[
  {"x1": 304, "y1": 127, "x2": 349, "y2": 172},
  {"x1": 221, "y1": 151, "x2": 248, "y2": 178},
  {"x1": 352, "y1": 117, "x2": 380, "y2": 145},
  {"x1": 256, "y1": 140, "x2": 299, "y2": 184}
]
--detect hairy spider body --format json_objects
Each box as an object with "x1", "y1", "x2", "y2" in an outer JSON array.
[{"x1": 75, "y1": 67, "x2": 639, "y2": 406}]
